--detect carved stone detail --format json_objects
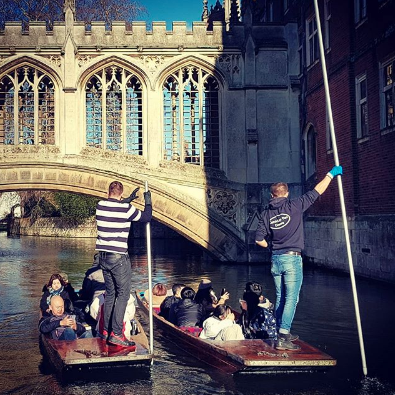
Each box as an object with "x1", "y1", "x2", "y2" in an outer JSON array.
[
  {"x1": 47, "y1": 55, "x2": 62, "y2": 67},
  {"x1": 207, "y1": 187, "x2": 238, "y2": 225},
  {"x1": 80, "y1": 147, "x2": 148, "y2": 166},
  {"x1": 77, "y1": 54, "x2": 96, "y2": 67},
  {"x1": 139, "y1": 55, "x2": 165, "y2": 74},
  {"x1": 214, "y1": 54, "x2": 240, "y2": 74}
]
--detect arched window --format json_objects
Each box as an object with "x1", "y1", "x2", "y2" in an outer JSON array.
[
  {"x1": 0, "y1": 66, "x2": 55, "y2": 145},
  {"x1": 163, "y1": 66, "x2": 220, "y2": 168},
  {"x1": 303, "y1": 125, "x2": 317, "y2": 180},
  {"x1": 85, "y1": 66, "x2": 143, "y2": 155}
]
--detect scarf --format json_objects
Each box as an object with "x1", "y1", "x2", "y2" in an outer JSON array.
[{"x1": 46, "y1": 286, "x2": 64, "y2": 306}]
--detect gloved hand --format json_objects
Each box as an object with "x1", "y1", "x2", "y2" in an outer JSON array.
[
  {"x1": 120, "y1": 187, "x2": 140, "y2": 203},
  {"x1": 144, "y1": 190, "x2": 152, "y2": 206},
  {"x1": 327, "y1": 165, "x2": 343, "y2": 179}
]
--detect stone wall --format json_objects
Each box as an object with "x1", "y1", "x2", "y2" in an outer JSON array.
[
  {"x1": 18, "y1": 217, "x2": 97, "y2": 238},
  {"x1": 304, "y1": 215, "x2": 395, "y2": 283},
  {"x1": 14, "y1": 216, "x2": 183, "y2": 239}
]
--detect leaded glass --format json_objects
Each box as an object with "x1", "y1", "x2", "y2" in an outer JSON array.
[
  {"x1": 86, "y1": 76, "x2": 103, "y2": 148},
  {"x1": 126, "y1": 76, "x2": 142, "y2": 155},
  {"x1": 38, "y1": 76, "x2": 55, "y2": 145},
  {"x1": 163, "y1": 67, "x2": 220, "y2": 168},
  {"x1": 85, "y1": 66, "x2": 143, "y2": 154},
  {"x1": 0, "y1": 66, "x2": 56, "y2": 146},
  {"x1": 0, "y1": 76, "x2": 15, "y2": 144}
]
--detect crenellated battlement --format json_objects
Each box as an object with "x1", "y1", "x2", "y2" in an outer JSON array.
[
  {"x1": 0, "y1": 19, "x2": 240, "y2": 48},
  {"x1": 0, "y1": 19, "x2": 289, "y2": 51}
]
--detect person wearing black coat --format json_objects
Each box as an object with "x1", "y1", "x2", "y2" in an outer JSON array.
[
  {"x1": 159, "y1": 283, "x2": 185, "y2": 320},
  {"x1": 169, "y1": 287, "x2": 203, "y2": 327},
  {"x1": 39, "y1": 295, "x2": 92, "y2": 340}
]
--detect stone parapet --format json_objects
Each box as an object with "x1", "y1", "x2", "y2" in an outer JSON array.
[
  {"x1": 0, "y1": 21, "x2": 288, "y2": 50},
  {"x1": 304, "y1": 215, "x2": 395, "y2": 284}
]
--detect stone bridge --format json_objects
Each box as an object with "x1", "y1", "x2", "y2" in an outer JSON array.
[
  {"x1": 0, "y1": 1, "x2": 301, "y2": 263},
  {"x1": 0, "y1": 146, "x2": 250, "y2": 262}
]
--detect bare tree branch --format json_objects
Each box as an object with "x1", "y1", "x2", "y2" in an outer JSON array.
[{"x1": 0, "y1": 0, "x2": 147, "y2": 29}]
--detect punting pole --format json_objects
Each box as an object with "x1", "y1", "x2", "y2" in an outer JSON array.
[
  {"x1": 145, "y1": 181, "x2": 154, "y2": 359},
  {"x1": 313, "y1": 0, "x2": 367, "y2": 376}
]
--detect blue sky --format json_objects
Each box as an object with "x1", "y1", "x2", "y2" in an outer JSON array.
[{"x1": 135, "y1": 0, "x2": 214, "y2": 29}]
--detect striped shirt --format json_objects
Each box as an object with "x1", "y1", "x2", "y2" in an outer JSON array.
[{"x1": 96, "y1": 198, "x2": 148, "y2": 254}]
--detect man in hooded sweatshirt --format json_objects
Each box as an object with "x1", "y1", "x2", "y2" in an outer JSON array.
[{"x1": 255, "y1": 166, "x2": 342, "y2": 351}]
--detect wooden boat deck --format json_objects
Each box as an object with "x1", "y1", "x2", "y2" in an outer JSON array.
[
  {"x1": 136, "y1": 293, "x2": 336, "y2": 374},
  {"x1": 214, "y1": 338, "x2": 335, "y2": 371},
  {"x1": 40, "y1": 320, "x2": 152, "y2": 373}
]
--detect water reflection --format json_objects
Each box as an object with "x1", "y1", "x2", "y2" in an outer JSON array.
[{"x1": 0, "y1": 234, "x2": 395, "y2": 395}]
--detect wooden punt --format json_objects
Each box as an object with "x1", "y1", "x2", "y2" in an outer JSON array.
[
  {"x1": 40, "y1": 318, "x2": 153, "y2": 375},
  {"x1": 136, "y1": 293, "x2": 336, "y2": 374}
]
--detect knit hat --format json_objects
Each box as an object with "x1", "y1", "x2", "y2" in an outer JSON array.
[
  {"x1": 59, "y1": 272, "x2": 68, "y2": 283},
  {"x1": 198, "y1": 278, "x2": 212, "y2": 290}
]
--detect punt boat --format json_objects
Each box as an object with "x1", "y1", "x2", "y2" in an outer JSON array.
[
  {"x1": 39, "y1": 317, "x2": 153, "y2": 376},
  {"x1": 136, "y1": 292, "x2": 336, "y2": 374}
]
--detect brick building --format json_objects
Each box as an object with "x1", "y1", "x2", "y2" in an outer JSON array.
[{"x1": 280, "y1": 0, "x2": 395, "y2": 281}]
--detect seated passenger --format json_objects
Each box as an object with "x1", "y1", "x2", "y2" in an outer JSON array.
[
  {"x1": 38, "y1": 295, "x2": 92, "y2": 340},
  {"x1": 160, "y1": 283, "x2": 185, "y2": 320},
  {"x1": 40, "y1": 273, "x2": 73, "y2": 316},
  {"x1": 59, "y1": 272, "x2": 79, "y2": 302},
  {"x1": 90, "y1": 290, "x2": 136, "y2": 340},
  {"x1": 144, "y1": 283, "x2": 168, "y2": 307},
  {"x1": 78, "y1": 254, "x2": 106, "y2": 305},
  {"x1": 238, "y1": 291, "x2": 277, "y2": 341},
  {"x1": 169, "y1": 287, "x2": 203, "y2": 327},
  {"x1": 244, "y1": 281, "x2": 274, "y2": 311},
  {"x1": 195, "y1": 278, "x2": 229, "y2": 318},
  {"x1": 199, "y1": 305, "x2": 244, "y2": 341}
]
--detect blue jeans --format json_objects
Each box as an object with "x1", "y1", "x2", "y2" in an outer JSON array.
[
  {"x1": 271, "y1": 254, "x2": 303, "y2": 333},
  {"x1": 58, "y1": 327, "x2": 93, "y2": 340},
  {"x1": 99, "y1": 252, "x2": 132, "y2": 336},
  {"x1": 58, "y1": 327, "x2": 77, "y2": 340}
]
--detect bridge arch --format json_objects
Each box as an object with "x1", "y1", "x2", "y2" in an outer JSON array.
[{"x1": 0, "y1": 162, "x2": 247, "y2": 262}]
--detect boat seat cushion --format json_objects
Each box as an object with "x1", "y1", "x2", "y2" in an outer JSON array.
[{"x1": 180, "y1": 326, "x2": 202, "y2": 337}]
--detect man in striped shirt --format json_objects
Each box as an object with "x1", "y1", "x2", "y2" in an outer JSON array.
[{"x1": 96, "y1": 180, "x2": 152, "y2": 347}]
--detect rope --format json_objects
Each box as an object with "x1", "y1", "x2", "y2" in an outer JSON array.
[{"x1": 73, "y1": 349, "x2": 108, "y2": 358}]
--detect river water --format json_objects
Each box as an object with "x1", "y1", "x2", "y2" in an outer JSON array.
[{"x1": 0, "y1": 233, "x2": 394, "y2": 395}]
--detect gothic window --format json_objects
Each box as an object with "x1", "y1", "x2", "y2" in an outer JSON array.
[
  {"x1": 163, "y1": 66, "x2": 220, "y2": 168},
  {"x1": 0, "y1": 66, "x2": 55, "y2": 145},
  {"x1": 85, "y1": 66, "x2": 143, "y2": 155}
]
